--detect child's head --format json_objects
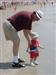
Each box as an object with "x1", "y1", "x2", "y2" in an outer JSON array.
[{"x1": 31, "y1": 32, "x2": 39, "y2": 39}]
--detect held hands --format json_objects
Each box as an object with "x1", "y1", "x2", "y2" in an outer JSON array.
[
  {"x1": 26, "y1": 40, "x2": 32, "y2": 52},
  {"x1": 26, "y1": 48, "x2": 30, "y2": 52}
]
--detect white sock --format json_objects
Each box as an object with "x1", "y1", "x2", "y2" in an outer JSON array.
[{"x1": 13, "y1": 56, "x2": 18, "y2": 63}]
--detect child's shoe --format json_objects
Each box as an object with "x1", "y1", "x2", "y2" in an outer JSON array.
[
  {"x1": 34, "y1": 61, "x2": 39, "y2": 65},
  {"x1": 30, "y1": 62, "x2": 35, "y2": 66}
]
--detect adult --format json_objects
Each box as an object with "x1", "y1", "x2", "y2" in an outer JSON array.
[{"x1": 3, "y1": 10, "x2": 43, "y2": 68}]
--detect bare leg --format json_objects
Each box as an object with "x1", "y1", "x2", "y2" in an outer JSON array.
[
  {"x1": 12, "y1": 38, "x2": 20, "y2": 63},
  {"x1": 34, "y1": 57, "x2": 39, "y2": 65},
  {"x1": 13, "y1": 39, "x2": 20, "y2": 56}
]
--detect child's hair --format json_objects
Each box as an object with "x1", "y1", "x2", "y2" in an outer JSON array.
[{"x1": 31, "y1": 32, "x2": 39, "y2": 39}]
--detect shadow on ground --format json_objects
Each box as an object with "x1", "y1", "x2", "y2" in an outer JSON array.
[
  {"x1": 0, "y1": 62, "x2": 32, "y2": 69},
  {"x1": 0, "y1": 62, "x2": 14, "y2": 69}
]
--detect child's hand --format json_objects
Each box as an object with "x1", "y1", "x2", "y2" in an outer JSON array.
[
  {"x1": 26, "y1": 48, "x2": 30, "y2": 52},
  {"x1": 26, "y1": 48, "x2": 29, "y2": 52},
  {"x1": 39, "y1": 46, "x2": 45, "y2": 49}
]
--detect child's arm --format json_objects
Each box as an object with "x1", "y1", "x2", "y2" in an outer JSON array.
[
  {"x1": 37, "y1": 39, "x2": 45, "y2": 49},
  {"x1": 38, "y1": 45, "x2": 45, "y2": 49}
]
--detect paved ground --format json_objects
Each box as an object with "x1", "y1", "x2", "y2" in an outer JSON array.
[{"x1": 0, "y1": 3, "x2": 56, "y2": 75}]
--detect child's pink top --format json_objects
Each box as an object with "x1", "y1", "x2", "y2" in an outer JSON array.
[{"x1": 29, "y1": 39, "x2": 40, "y2": 48}]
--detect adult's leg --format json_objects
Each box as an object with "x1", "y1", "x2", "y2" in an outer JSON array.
[
  {"x1": 3, "y1": 20, "x2": 25, "y2": 67},
  {"x1": 12, "y1": 38, "x2": 20, "y2": 63},
  {"x1": 13, "y1": 38, "x2": 20, "y2": 56},
  {"x1": 3, "y1": 20, "x2": 20, "y2": 63},
  {"x1": 12, "y1": 34, "x2": 25, "y2": 63}
]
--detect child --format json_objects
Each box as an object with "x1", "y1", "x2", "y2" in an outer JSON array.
[{"x1": 27, "y1": 33, "x2": 44, "y2": 66}]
